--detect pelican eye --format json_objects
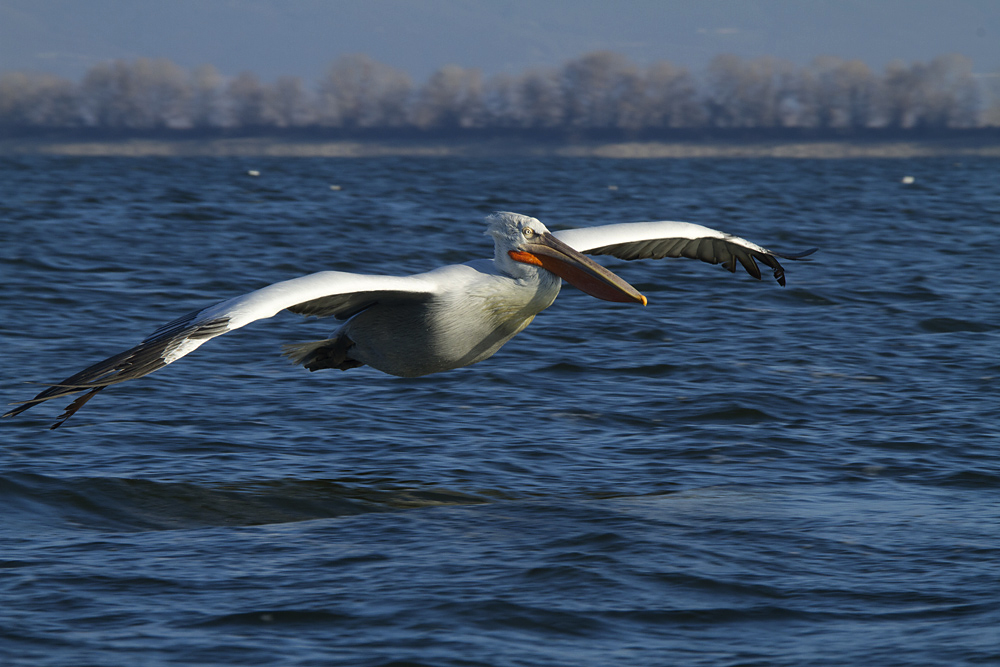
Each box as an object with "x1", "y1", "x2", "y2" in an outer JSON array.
[{"x1": 522, "y1": 227, "x2": 536, "y2": 238}]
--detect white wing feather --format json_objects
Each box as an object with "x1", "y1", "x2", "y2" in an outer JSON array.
[
  {"x1": 4, "y1": 271, "x2": 437, "y2": 426},
  {"x1": 553, "y1": 221, "x2": 814, "y2": 285},
  {"x1": 553, "y1": 221, "x2": 737, "y2": 252}
]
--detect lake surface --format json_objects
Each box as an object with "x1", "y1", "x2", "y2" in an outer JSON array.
[{"x1": 2, "y1": 155, "x2": 998, "y2": 666}]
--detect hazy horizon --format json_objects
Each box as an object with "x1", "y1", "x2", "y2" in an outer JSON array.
[{"x1": 2, "y1": 0, "x2": 999, "y2": 84}]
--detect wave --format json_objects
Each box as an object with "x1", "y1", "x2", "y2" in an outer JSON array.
[{"x1": 0, "y1": 472, "x2": 487, "y2": 533}]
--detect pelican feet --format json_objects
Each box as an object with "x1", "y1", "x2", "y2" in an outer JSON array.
[{"x1": 281, "y1": 333, "x2": 364, "y2": 372}]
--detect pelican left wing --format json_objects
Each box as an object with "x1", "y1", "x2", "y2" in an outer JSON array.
[
  {"x1": 3, "y1": 271, "x2": 436, "y2": 428},
  {"x1": 553, "y1": 221, "x2": 816, "y2": 287}
]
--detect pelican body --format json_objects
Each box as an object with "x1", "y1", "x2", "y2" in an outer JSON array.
[{"x1": 4, "y1": 212, "x2": 814, "y2": 428}]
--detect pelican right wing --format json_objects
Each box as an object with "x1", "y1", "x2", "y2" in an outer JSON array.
[
  {"x1": 3, "y1": 271, "x2": 436, "y2": 428},
  {"x1": 553, "y1": 221, "x2": 816, "y2": 287}
]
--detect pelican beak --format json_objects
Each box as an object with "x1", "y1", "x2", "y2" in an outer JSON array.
[{"x1": 510, "y1": 232, "x2": 647, "y2": 305}]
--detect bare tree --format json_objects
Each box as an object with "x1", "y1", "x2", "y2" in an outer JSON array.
[
  {"x1": 1, "y1": 49, "x2": 991, "y2": 133},
  {"x1": 704, "y1": 55, "x2": 746, "y2": 127},
  {"x1": 316, "y1": 54, "x2": 413, "y2": 128},
  {"x1": 482, "y1": 73, "x2": 521, "y2": 127},
  {"x1": 33, "y1": 76, "x2": 81, "y2": 127},
  {"x1": 880, "y1": 56, "x2": 982, "y2": 129},
  {"x1": 518, "y1": 69, "x2": 564, "y2": 128},
  {"x1": 880, "y1": 60, "x2": 917, "y2": 129},
  {"x1": 412, "y1": 65, "x2": 484, "y2": 129},
  {"x1": 643, "y1": 61, "x2": 703, "y2": 128},
  {"x1": 839, "y1": 60, "x2": 877, "y2": 129},
  {"x1": 374, "y1": 74, "x2": 414, "y2": 128},
  {"x1": 800, "y1": 57, "x2": 876, "y2": 129},
  {"x1": 268, "y1": 75, "x2": 313, "y2": 127},
  {"x1": 0, "y1": 73, "x2": 31, "y2": 126},
  {"x1": 131, "y1": 59, "x2": 189, "y2": 128},
  {"x1": 801, "y1": 56, "x2": 842, "y2": 128},
  {"x1": 189, "y1": 64, "x2": 224, "y2": 128},
  {"x1": 560, "y1": 51, "x2": 643, "y2": 128},
  {"x1": 913, "y1": 54, "x2": 979, "y2": 128},
  {"x1": 481, "y1": 70, "x2": 566, "y2": 129},
  {"x1": 79, "y1": 60, "x2": 140, "y2": 127},
  {"x1": 0, "y1": 72, "x2": 79, "y2": 127},
  {"x1": 614, "y1": 68, "x2": 647, "y2": 130},
  {"x1": 705, "y1": 55, "x2": 799, "y2": 128},
  {"x1": 226, "y1": 71, "x2": 270, "y2": 127},
  {"x1": 78, "y1": 59, "x2": 188, "y2": 128},
  {"x1": 983, "y1": 69, "x2": 1000, "y2": 127}
]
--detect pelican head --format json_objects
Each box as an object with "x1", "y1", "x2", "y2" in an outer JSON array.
[{"x1": 487, "y1": 212, "x2": 647, "y2": 305}]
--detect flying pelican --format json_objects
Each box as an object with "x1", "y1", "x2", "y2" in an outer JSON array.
[{"x1": 3, "y1": 212, "x2": 815, "y2": 428}]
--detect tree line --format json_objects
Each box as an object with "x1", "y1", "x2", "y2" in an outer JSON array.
[{"x1": 0, "y1": 51, "x2": 995, "y2": 134}]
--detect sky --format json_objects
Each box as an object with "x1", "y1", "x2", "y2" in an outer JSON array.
[{"x1": 2, "y1": 0, "x2": 999, "y2": 83}]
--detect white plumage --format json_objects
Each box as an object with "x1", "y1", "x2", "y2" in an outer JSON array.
[{"x1": 4, "y1": 212, "x2": 814, "y2": 428}]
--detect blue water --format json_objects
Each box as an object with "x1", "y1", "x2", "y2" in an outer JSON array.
[{"x1": 2, "y1": 155, "x2": 999, "y2": 666}]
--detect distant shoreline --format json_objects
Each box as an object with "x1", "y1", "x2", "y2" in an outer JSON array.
[{"x1": 3, "y1": 134, "x2": 1000, "y2": 158}]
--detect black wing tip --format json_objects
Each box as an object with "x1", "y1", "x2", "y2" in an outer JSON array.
[
  {"x1": 775, "y1": 247, "x2": 818, "y2": 261},
  {"x1": 4, "y1": 386, "x2": 107, "y2": 428},
  {"x1": 2, "y1": 406, "x2": 26, "y2": 420},
  {"x1": 49, "y1": 388, "x2": 105, "y2": 429},
  {"x1": 767, "y1": 247, "x2": 817, "y2": 287}
]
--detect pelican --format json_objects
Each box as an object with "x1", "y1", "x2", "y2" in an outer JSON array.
[{"x1": 4, "y1": 212, "x2": 815, "y2": 428}]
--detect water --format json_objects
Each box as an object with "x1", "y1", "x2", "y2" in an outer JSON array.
[{"x1": 1, "y1": 155, "x2": 999, "y2": 666}]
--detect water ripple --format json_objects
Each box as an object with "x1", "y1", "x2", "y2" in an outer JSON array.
[{"x1": 3, "y1": 156, "x2": 1000, "y2": 666}]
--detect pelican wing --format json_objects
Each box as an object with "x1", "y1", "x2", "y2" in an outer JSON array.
[
  {"x1": 3, "y1": 271, "x2": 435, "y2": 428},
  {"x1": 553, "y1": 221, "x2": 815, "y2": 287}
]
